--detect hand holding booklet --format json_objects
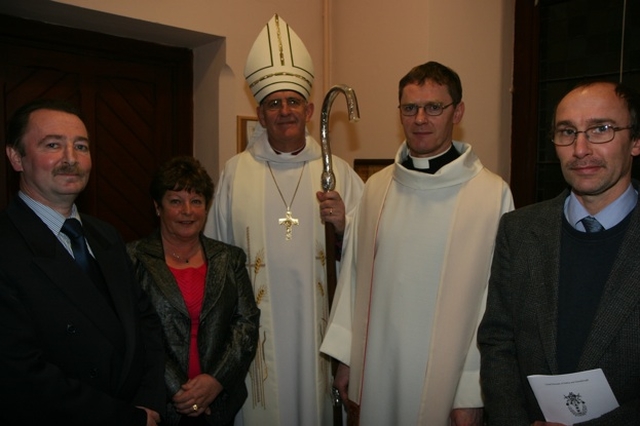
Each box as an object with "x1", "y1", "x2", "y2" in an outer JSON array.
[{"x1": 527, "y1": 368, "x2": 618, "y2": 425}]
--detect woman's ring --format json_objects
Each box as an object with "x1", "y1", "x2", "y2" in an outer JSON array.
[{"x1": 192, "y1": 404, "x2": 198, "y2": 411}]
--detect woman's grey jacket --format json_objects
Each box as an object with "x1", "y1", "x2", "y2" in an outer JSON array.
[{"x1": 127, "y1": 230, "x2": 260, "y2": 425}]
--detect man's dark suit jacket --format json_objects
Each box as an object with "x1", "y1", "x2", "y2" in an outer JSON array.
[
  {"x1": 0, "y1": 197, "x2": 165, "y2": 426},
  {"x1": 478, "y1": 188, "x2": 640, "y2": 425}
]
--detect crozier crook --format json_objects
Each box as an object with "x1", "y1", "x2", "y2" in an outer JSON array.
[
  {"x1": 320, "y1": 84, "x2": 360, "y2": 192},
  {"x1": 319, "y1": 84, "x2": 360, "y2": 426}
]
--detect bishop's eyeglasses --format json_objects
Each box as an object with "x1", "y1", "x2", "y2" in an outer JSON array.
[
  {"x1": 398, "y1": 102, "x2": 455, "y2": 117},
  {"x1": 552, "y1": 124, "x2": 632, "y2": 146},
  {"x1": 263, "y1": 97, "x2": 306, "y2": 112}
]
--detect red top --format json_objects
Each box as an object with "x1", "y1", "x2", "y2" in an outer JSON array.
[{"x1": 169, "y1": 263, "x2": 207, "y2": 379}]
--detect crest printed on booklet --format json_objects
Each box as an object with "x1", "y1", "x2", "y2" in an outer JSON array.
[
  {"x1": 244, "y1": 14, "x2": 315, "y2": 103},
  {"x1": 565, "y1": 392, "x2": 588, "y2": 417}
]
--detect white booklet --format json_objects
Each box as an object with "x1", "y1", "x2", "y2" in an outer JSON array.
[{"x1": 527, "y1": 368, "x2": 619, "y2": 425}]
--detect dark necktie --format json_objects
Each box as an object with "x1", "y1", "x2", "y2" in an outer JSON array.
[
  {"x1": 581, "y1": 216, "x2": 604, "y2": 233},
  {"x1": 61, "y1": 218, "x2": 113, "y2": 307},
  {"x1": 61, "y1": 218, "x2": 94, "y2": 276}
]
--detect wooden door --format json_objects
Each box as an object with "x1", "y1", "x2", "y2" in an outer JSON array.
[{"x1": 0, "y1": 14, "x2": 193, "y2": 241}]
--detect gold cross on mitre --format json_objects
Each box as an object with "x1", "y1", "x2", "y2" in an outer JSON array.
[{"x1": 279, "y1": 209, "x2": 299, "y2": 240}]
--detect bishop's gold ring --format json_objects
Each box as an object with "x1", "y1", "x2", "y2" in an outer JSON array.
[{"x1": 192, "y1": 404, "x2": 198, "y2": 412}]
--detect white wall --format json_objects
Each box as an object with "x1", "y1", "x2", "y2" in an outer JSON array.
[
  {"x1": 330, "y1": 0, "x2": 514, "y2": 179},
  {"x1": 2, "y1": 0, "x2": 514, "y2": 181}
]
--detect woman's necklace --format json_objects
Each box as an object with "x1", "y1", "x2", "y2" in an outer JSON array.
[
  {"x1": 267, "y1": 161, "x2": 306, "y2": 241},
  {"x1": 166, "y1": 242, "x2": 201, "y2": 264}
]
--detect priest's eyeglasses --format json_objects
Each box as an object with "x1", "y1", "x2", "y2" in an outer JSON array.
[
  {"x1": 263, "y1": 97, "x2": 306, "y2": 112},
  {"x1": 398, "y1": 102, "x2": 454, "y2": 117},
  {"x1": 552, "y1": 124, "x2": 632, "y2": 146}
]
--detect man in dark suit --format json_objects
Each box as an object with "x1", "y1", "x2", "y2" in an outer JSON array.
[
  {"x1": 478, "y1": 80, "x2": 640, "y2": 425},
  {"x1": 0, "y1": 99, "x2": 165, "y2": 425}
]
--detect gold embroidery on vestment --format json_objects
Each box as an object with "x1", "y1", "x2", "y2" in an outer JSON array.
[{"x1": 245, "y1": 227, "x2": 268, "y2": 408}]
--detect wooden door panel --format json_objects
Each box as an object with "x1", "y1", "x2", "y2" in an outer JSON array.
[
  {"x1": 95, "y1": 153, "x2": 155, "y2": 241},
  {"x1": 0, "y1": 14, "x2": 193, "y2": 241},
  {"x1": 93, "y1": 76, "x2": 161, "y2": 241}
]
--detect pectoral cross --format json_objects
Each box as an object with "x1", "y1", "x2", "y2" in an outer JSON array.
[{"x1": 279, "y1": 209, "x2": 299, "y2": 241}]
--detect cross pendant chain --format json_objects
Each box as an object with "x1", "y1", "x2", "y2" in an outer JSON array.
[
  {"x1": 279, "y1": 209, "x2": 299, "y2": 241},
  {"x1": 267, "y1": 161, "x2": 307, "y2": 241}
]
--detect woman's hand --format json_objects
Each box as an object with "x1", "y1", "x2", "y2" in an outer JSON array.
[{"x1": 172, "y1": 374, "x2": 223, "y2": 417}]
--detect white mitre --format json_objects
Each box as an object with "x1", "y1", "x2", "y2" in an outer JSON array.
[{"x1": 244, "y1": 14, "x2": 315, "y2": 103}]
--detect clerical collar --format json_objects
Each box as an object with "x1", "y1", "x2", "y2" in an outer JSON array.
[
  {"x1": 270, "y1": 143, "x2": 306, "y2": 156},
  {"x1": 401, "y1": 145, "x2": 460, "y2": 174}
]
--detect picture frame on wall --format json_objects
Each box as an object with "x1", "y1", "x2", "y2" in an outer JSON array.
[{"x1": 237, "y1": 116, "x2": 259, "y2": 152}]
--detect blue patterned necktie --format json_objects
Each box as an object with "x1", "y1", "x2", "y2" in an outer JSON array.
[{"x1": 581, "y1": 216, "x2": 604, "y2": 233}]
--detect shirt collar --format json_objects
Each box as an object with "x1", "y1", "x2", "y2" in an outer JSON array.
[
  {"x1": 18, "y1": 191, "x2": 81, "y2": 235},
  {"x1": 565, "y1": 184, "x2": 637, "y2": 231}
]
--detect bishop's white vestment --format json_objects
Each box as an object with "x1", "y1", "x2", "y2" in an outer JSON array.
[
  {"x1": 320, "y1": 141, "x2": 513, "y2": 425},
  {"x1": 205, "y1": 125, "x2": 363, "y2": 426}
]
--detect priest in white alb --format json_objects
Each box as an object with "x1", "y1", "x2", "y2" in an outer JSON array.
[
  {"x1": 320, "y1": 61, "x2": 514, "y2": 426},
  {"x1": 204, "y1": 14, "x2": 364, "y2": 426}
]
